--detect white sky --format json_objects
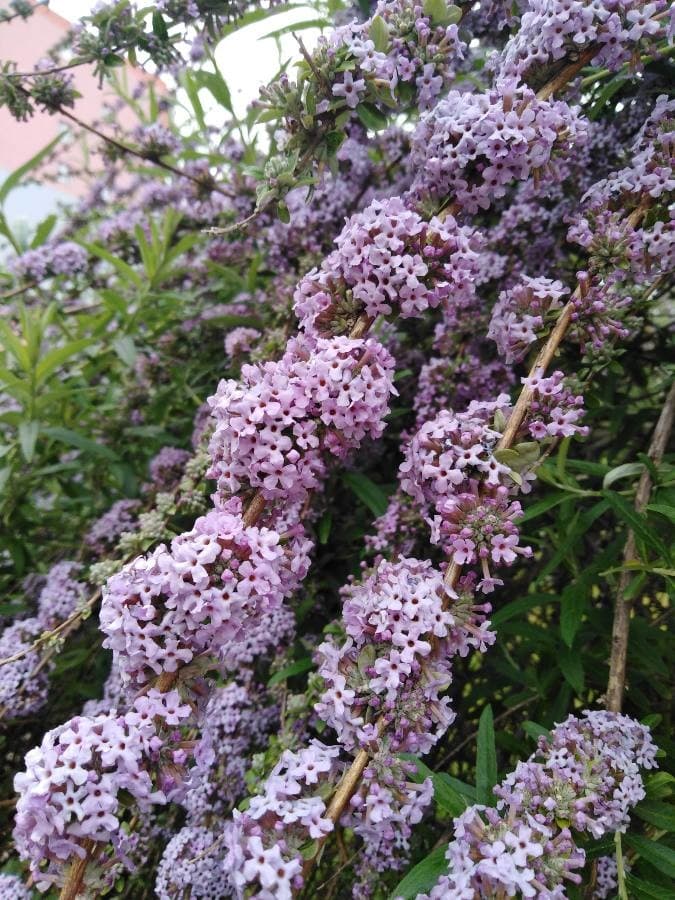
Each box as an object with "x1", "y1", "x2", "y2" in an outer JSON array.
[{"x1": 48, "y1": 0, "x2": 323, "y2": 119}]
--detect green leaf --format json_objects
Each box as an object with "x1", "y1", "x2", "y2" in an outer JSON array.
[
  {"x1": 402, "y1": 756, "x2": 469, "y2": 817},
  {"x1": 522, "y1": 720, "x2": 550, "y2": 742},
  {"x1": 634, "y1": 799, "x2": 675, "y2": 831},
  {"x1": 197, "y1": 71, "x2": 233, "y2": 114},
  {"x1": 35, "y1": 338, "x2": 94, "y2": 385},
  {"x1": 389, "y1": 845, "x2": 448, "y2": 899},
  {"x1": 491, "y1": 593, "x2": 552, "y2": 626},
  {"x1": 0, "y1": 133, "x2": 64, "y2": 205},
  {"x1": 267, "y1": 658, "x2": 312, "y2": 687},
  {"x1": 317, "y1": 510, "x2": 332, "y2": 544},
  {"x1": 18, "y1": 420, "x2": 39, "y2": 462},
  {"x1": 30, "y1": 213, "x2": 58, "y2": 248},
  {"x1": 646, "y1": 504, "x2": 675, "y2": 525},
  {"x1": 624, "y1": 834, "x2": 675, "y2": 879},
  {"x1": 356, "y1": 103, "x2": 389, "y2": 132},
  {"x1": 519, "y1": 493, "x2": 571, "y2": 523},
  {"x1": 343, "y1": 472, "x2": 389, "y2": 517},
  {"x1": 43, "y1": 427, "x2": 118, "y2": 461},
  {"x1": 476, "y1": 705, "x2": 498, "y2": 805},
  {"x1": 422, "y1": 0, "x2": 461, "y2": 25},
  {"x1": 369, "y1": 14, "x2": 389, "y2": 52},
  {"x1": 603, "y1": 462, "x2": 645, "y2": 490},
  {"x1": 113, "y1": 335, "x2": 137, "y2": 368},
  {"x1": 558, "y1": 645, "x2": 584, "y2": 693},
  {"x1": 560, "y1": 586, "x2": 587, "y2": 648},
  {"x1": 626, "y1": 874, "x2": 675, "y2": 900},
  {"x1": 84, "y1": 243, "x2": 143, "y2": 289},
  {"x1": 152, "y1": 10, "x2": 169, "y2": 40},
  {"x1": 645, "y1": 772, "x2": 674, "y2": 801},
  {"x1": 538, "y1": 499, "x2": 610, "y2": 580},
  {"x1": 603, "y1": 489, "x2": 671, "y2": 563}
]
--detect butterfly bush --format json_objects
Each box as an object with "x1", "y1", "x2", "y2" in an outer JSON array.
[
  {"x1": 420, "y1": 711, "x2": 658, "y2": 899},
  {"x1": 13, "y1": 689, "x2": 199, "y2": 891},
  {"x1": 224, "y1": 741, "x2": 342, "y2": 898},
  {"x1": 207, "y1": 335, "x2": 396, "y2": 503},
  {"x1": 10, "y1": 241, "x2": 89, "y2": 281},
  {"x1": 100, "y1": 500, "x2": 312, "y2": 687},
  {"x1": 0, "y1": 873, "x2": 31, "y2": 899},
  {"x1": 256, "y1": 0, "x2": 466, "y2": 203},
  {"x1": 316, "y1": 557, "x2": 457, "y2": 754},
  {"x1": 293, "y1": 197, "x2": 482, "y2": 337},
  {"x1": 496, "y1": 0, "x2": 670, "y2": 87},
  {"x1": 487, "y1": 275, "x2": 570, "y2": 364},
  {"x1": 155, "y1": 825, "x2": 228, "y2": 899},
  {"x1": 410, "y1": 80, "x2": 588, "y2": 211}
]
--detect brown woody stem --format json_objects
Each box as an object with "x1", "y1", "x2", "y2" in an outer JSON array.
[{"x1": 605, "y1": 379, "x2": 675, "y2": 712}]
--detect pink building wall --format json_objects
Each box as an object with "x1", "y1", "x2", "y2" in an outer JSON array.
[{"x1": 0, "y1": 5, "x2": 164, "y2": 200}]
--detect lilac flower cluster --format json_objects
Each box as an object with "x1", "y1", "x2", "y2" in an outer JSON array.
[
  {"x1": 0, "y1": 618, "x2": 50, "y2": 718},
  {"x1": 400, "y1": 397, "x2": 536, "y2": 588},
  {"x1": 414, "y1": 348, "x2": 515, "y2": 426},
  {"x1": 100, "y1": 499, "x2": 312, "y2": 687},
  {"x1": 147, "y1": 445, "x2": 191, "y2": 492},
  {"x1": 155, "y1": 825, "x2": 228, "y2": 900},
  {"x1": 133, "y1": 122, "x2": 181, "y2": 158},
  {"x1": 328, "y1": 0, "x2": 466, "y2": 110},
  {"x1": 496, "y1": 0, "x2": 669, "y2": 86},
  {"x1": 410, "y1": 80, "x2": 587, "y2": 211},
  {"x1": 487, "y1": 275, "x2": 569, "y2": 364},
  {"x1": 294, "y1": 197, "x2": 482, "y2": 336},
  {"x1": 0, "y1": 874, "x2": 31, "y2": 899},
  {"x1": 207, "y1": 336, "x2": 395, "y2": 504},
  {"x1": 10, "y1": 240, "x2": 89, "y2": 282},
  {"x1": 316, "y1": 557, "x2": 456, "y2": 754},
  {"x1": 568, "y1": 95, "x2": 674, "y2": 278},
  {"x1": 13, "y1": 689, "x2": 197, "y2": 891},
  {"x1": 224, "y1": 326, "x2": 261, "y2": 358},
  {"x1": 183, "y1": 682, "x2": 279, "y2": 824},
  {"x1": 224, "y1": 741, "x2": 342, "y2": 898},
  {"x1": 421, "y1": 711, "x2": 658, "y2": 899},
  {"x1": 36, "y1": 561, "x2": 86, "y2": 626},
  {"x1": 0, "y1": 562, "x2": 87, "y2": 720},
  {"x1": 86, "y1": 499, "x2": 141, "y2": 553},
  {"x1": 258, "y1": 0, "x2": 466, "y2": 198},
  {"x1": 522, "y1": 369, "x2": 589, "y2": 440}
]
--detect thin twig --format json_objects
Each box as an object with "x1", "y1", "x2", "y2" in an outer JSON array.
[{"x1": 605, "y1": 379, "x2": 675, "y2": 712}]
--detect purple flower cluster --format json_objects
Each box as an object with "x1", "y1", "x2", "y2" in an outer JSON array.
[
  {"x1": 0, "y1": 562, "x2": 87, "y2": 720},
  {"x1": 410, "y1": 79, "x2": 587, "y2": 211},
  {"x1": 316, "y1": 557, "x2": 456, "y2": 754},
  {"x1": 294, "y1": 197, "x2": 482, "y2": 336},
  {"x1": 487, "y1": 275, "x2": 569, "y2": 364},
  {"x1": 399, "y1": 396, "x2": 538, "y2": 590},
  {"x1": 207, "y1": 336, "x2": 395, "y2": 504},
  {"x1": 155, "y1": 825, "x2": 228, "y2": 899},
  {"x1": 328, "y1": 0, "x2": 465, "y2": 110},
  {"x1": 0, "y1": 874, "x2": 31, "y2": 899},
  {"x1": 224, "y1": 326, "x2": 261, "y2": 358},
  {"x1": 147, "y1": 445, "x2": 191, "y2": 491},
  {"x1": 100, "y1": 500, "x2": 311, "y2": 687},
  {"x1": 10, "y1": 240, "x2": 89, "y2": 281},
  {"x1": 183, "y1": 682, "x2": 279, "y2": 824},
  {"x1": 36, "y1": 561, "x2": 86, "y2": 626},
  {"x1": 0, "y1": 618, "x2": 50, "y2": 718},
  {"x1": 421, "y1": 711, "x2": 658, "y2": 899},
  {"x1": 13, "y1": 690, "x2": 195, "y2": 891},
  {"x1": 86, "y1": 499, "x2": 141, "y2": 553},
  {"x1": 225, "y1": 741, "x2": 342, "y2": 898},
  {"x1": 523, "y1": 369, "x2": 589, "y2": 440},
  {"x1": 414, "y1": 348, "x2": 515, "y2": 426},
  {"x1": 496, "y1": 0, "x2": 669, "y2": 86}
]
